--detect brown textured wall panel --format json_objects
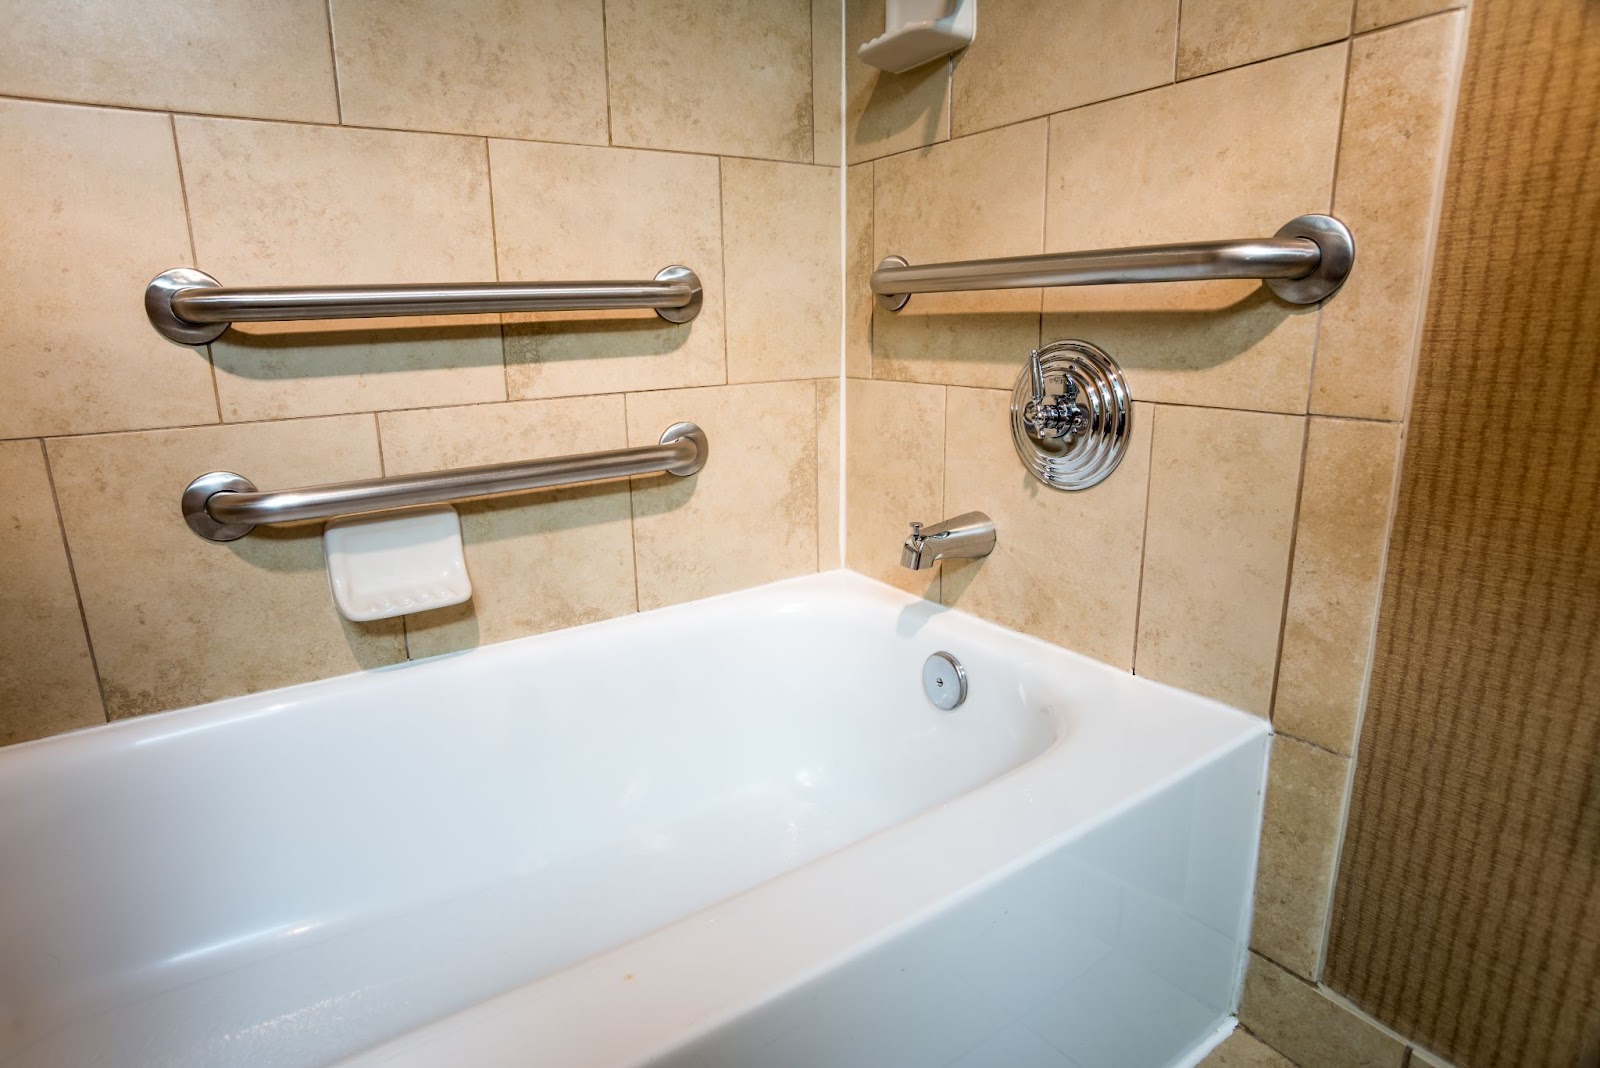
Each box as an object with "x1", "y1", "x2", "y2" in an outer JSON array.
[{"x1": 1323, "y1": 2, "x2": 1600, "y2": 1066}]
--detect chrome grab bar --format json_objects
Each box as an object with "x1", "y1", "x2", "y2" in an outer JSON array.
[
  {"x1": 182, "y1": 422, "x2": 709, "y2": 542},
  {"x1": 872, "y1": 214, "x2": 1354, "y2": 309},
  {"x1": 147, "y1": 265, "x2": 704, "y2": 345}
]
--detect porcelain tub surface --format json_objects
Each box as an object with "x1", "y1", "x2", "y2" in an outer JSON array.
[{"x1": 0, "y1": 571, "x2": 1269, "y2": 1067}]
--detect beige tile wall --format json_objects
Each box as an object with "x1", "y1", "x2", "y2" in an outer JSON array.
[
  {"x1": 0, "y1": 0, "x2": 840, "y2": 745},
  {"x1": 845, "y1": 4, "x2": 1468, "y2": 1067}
]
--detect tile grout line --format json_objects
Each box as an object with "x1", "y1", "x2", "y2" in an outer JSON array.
[
  {"x1": 168, "y1": 114, "x2": 202, "y2": 273},
  {"x1": 1129, "y1": 404, "x2": 1159, "y2": 676},
  {"x1": 717, "y1": 157, "x2": 729, "y2": 385},
  {"x1": 938, "y1": 386, "x2": 950, "y2": 607},
  {"x1": 815, "y1": 383, "x2": 823, "y2": 572},
  {"x1": 322, "y1": 0, "x2": 344, "y2": 124},
  {"x1": 812, "y1": 381, "x2": 821, "y2": 573},
  {"x1": 837, "y1": 10, "x2": 849, "y2": 566},
  {"x1": 0, "y1": 389, "x2": 1400, "y2": 450},
  {"x1": 373, "y1": 411, "x2": 415, "y2": 660},
  {"x1": 1265, "y1": 416, "x2": 1314, "y2": 728},
  {"x1": 934, "y1": 384, "x2": 947, "y2": 606},
  {"x1": 1326, "y1": 27, "x2": 1357, "y2": 211},
  {"x1": 37, "y1": 439, "x2": 112, "y2": 724},
  {"x1": 808, "y1": 0, "x2": 817, "y2": 164},
  {"x1": 865, "y1": 33, "x2": 1353, "y2": 167},
  {"x1": 372, "y1": 411, "x2": 387, "y2": 476},
  {"x1": 481, "y1": 137, "x2": 513, "y2": 402},
  {"x1": 374, "y1": 406, "x2": 405, "y2": 705},
  {"x1": 0, "y1": 91, "x2": 824, "y2": 167},
  {"x1": 1172, "y1": 0, "x2": 1183, "y2": 82},
  {"x1": 1350, "y1": 5, "x2": 1468, "y2": 40},
  {"x1": 942, "y1": 59, "x2": 953, "y2": 142},
  {"x1": 1296, "y1": 22, "x2": 1355, "y2": 983},
  {"x1": 166, "y1": 112, "x2": 225, "y2": 426},
  {"x1": 1176, "y1": 31, "x2": 1352, "y2": 85},
  {"x1": 600, "y1": 0, "x2": 614, "y2": 146},
  {"x1": 1277, "y1": 725, "x2": 1354, "y2": 760},
  {"x1": 3, "y1": 10, "x2": 1452, "y2": 175},
  {"x1": 622, "y1": 391, "x2": 644, "y2": 614},
  {"x1": 2, "y1": 378, "x2": 839, "y2": 446},
  {"x1": 866, "y1": 158, "x2": 880, "y2": 382}
]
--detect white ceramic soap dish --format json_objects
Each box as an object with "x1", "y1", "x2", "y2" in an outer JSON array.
[
  {"x1": 323, "y1": 506, "x2": 471, "y2": 622},
  {"x1": 858, "y1": 0, "x2": 975, "y2": 73}
]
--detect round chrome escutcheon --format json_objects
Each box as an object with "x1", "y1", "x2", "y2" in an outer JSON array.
[
  {"x1": 1011, "y1": 338, "x2": 1132, "y2": 491},
  {"x1": 922, "y1": 651, "x2": 969, "y2": 711}
]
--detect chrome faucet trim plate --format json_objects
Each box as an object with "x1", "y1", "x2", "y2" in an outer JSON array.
[{"x1": 1011, "y1": 339, "x2": 1131, "y2": 491}]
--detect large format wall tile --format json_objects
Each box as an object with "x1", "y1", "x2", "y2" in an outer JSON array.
[
  {"x1": 1199, "y1": 1031, "x2": 1296, "y2": 1067},
  {"x1": 1312, "y1": 14, "x2": 1462, "y2": 421},
  {"x1": 177, "y1": 118, "x2": 505, "y2": 421},
  {"x1": 48, "y1": 419, "x2": 404, "y2": 719},
  {"x1": 330, "y1": 0, "x2": 608, "y2": 144},
  {"x1": 817, "y1": 379, "x2": 842, "y2": 569},
  {"x1": 627, "y1": 382, "x2": 819, "y2": 610},
  {"x1": 1354, "y1": 0, "x2": 1463, "y2": 32},
  {"x1": 0, "y1": 442, "x2": 105, "y2": 745},
  {"x1": 845, "y1": 0, "x2": 951, "y2": 163},
  {"x1": 0, "y1": 0, "x2": 337, "y2": 121},
  {"x1": 1, "y1": 100, "x2": 216, "y2": 438},
  {"x1": 1136, "y1": 405, "x2": 1304, "y2": 714},
  {"x1": 941, "y1": 390, "x2": 1152, "y2": 670},
  {"x1": 872, "y1": 121, "x2": 1047, "y2": 388},
  {"x1": 722, "y1": 160, "x2": 841, "y2": 382},
  {"x1": 952, "y1": 0, "x2": 1176, "y2": 135},
  {"x1": 1274, "y1": 419, "x2": 1401, "y2": 753},
  {"x1": 606, "y1": 0, "x2": 813, "y2": 162},
  {"x1": 492, "y1": 141, "x2": 727, "y2": 399},
  {"x1": 845, "y1": 379, "x2": 944, "y2": 598},
  {"x1": 814, "y1": 0, "x2": 844, "y2": 165},
  {"x1": 1242, "y1": 954, "x2": 1407, "y2": 1068},
  {"x1": 379, "y1": 397, "x2": 637, "y2": 658},
  {"x1": 1252, "y1": 736, "x2": 1351, "y2": 977},
  {"x1": 1044, "y1": 47, "x2": 1344, "y2": 414},
  {"x1": 1178, "y1": 0, "x2": 1353, "y2": 79}
]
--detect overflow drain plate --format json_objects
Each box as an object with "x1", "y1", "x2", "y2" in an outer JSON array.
[{"x1": 922, "y1": 651, "x2": 968, "y2": 711}]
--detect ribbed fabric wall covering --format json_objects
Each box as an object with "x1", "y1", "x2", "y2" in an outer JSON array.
[{"x1": 1323, "y1": 2, "x2": 1600, "y2": 1066}]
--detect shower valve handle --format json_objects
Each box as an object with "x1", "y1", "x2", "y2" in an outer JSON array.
[{"x1": 1023, "y1": 349, "x2": 1086, "y2": 441}]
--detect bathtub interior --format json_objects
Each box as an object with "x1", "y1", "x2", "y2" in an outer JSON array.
[{"x1": 0, "y1": 575, "x2": 1072, "y2": 1066}]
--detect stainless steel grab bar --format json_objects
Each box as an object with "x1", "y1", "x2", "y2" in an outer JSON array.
[
  {"x1": 181, "y1": 422, "x2": 709, "y2": 542},
  {"x1": 147, "y1": 265, "x2": 704, "y2": 345},
  {"x1": 872, "y1": 214, "x2": 1354, "y2": 309}
]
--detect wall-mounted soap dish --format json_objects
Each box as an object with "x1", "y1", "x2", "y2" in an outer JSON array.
[
  {"x1": 324, "y1": 506, "x2": 471, "y2": 622},
  {"x1": 858, "y1": 0, "x2": 975, "y2": 73}
]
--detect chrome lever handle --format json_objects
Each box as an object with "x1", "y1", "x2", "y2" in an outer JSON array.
[{"x1": 1024, "y1": 349, "x2": 1085, "y2": 441}]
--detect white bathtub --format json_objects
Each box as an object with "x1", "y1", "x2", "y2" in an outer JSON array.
[{"x1": 0, "y1": 571, "x2": 1269, "y2": 1068}]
